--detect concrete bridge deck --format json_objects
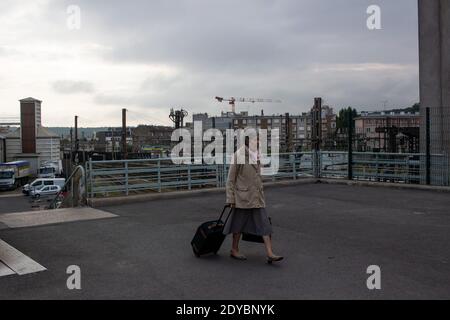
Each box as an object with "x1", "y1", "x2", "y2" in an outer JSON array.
[{"x1": 0, "y1": 183, "x2": 449, "y2": 299}]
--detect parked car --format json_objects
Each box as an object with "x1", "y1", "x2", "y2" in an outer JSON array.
[
  {"x1": 30, "y1": 185, "x2": 61, "y2": 199},
  {"x1": 23, "y1": 178, "x2": 65, "y2": 195}
]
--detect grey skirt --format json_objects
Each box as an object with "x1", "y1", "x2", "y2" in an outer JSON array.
[{"x1": 223, "y1": 208, "x2": 272, "y2": 236}]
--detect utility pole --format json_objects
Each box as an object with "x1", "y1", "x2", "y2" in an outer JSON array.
[
  {"x1": 111, "y1": 128, "x2": 115, "y2": 160},
  {"x1": 69, "y1": 127, "x2": 73, "y2": 175},
  {"x1": 285, "y1": 112, "x2": 292, "y2": 152},
  {"x1": 348, "y1": 111, "x2": 353, "y2": 180},
  {"x1": 74, "y1": 115, "x2": 79, "y2": 153},
  {"x1": 122, "y1": 108, "x2": 128, "y2": 160},
  {"x1": 311, "y1": 98, "x2": 322, "y2": 151},
  {"x1": 311, "y1": 98, "x2": 322, "y2": 178}
]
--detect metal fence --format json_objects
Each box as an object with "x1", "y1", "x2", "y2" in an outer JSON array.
[
  {"x1": 319, "y1": 151, "x2": 448, "y2": 185},
  {"x1": 86, "y1": 151, "x2": 449, "y2": 198},
  {"x1": 86, "y1": 153, "x2": 313, "y2": 198}
]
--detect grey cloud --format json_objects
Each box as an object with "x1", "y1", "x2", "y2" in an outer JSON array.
[
  {"x1": 53, "y1": 0, "x2": 419, "y2": 120},
  {"x1": 52, "y1": 80, "x2": 95, "y2": 94},
  {"x1": 68, "y1": 0, "x2": 418, "y2": 69}
]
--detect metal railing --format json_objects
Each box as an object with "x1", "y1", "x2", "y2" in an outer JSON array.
[
  {"x1": 86, "y1": 152, "x2": 314, "y2": 198},
  {"x1": 86, "y1": 151, "x2": 449, "y2": 198},
  {"x1": 319, "y1": 151, "x2": 449, "y2": 185}
]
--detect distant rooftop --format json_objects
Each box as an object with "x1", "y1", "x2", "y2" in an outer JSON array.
[
  {"x1": 6, "y1": 126, "x2": 59, "y2": 138},
  {"x1": 19, "y1": 97, "x2": 42, "y2": 103},
  {"x1": 357, "y1": 111, "x2": 420, "y2": 118}
]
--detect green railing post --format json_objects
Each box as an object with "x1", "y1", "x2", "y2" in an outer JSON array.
[
  {"x1": 88, "y1": 158, "x2": 93, "y2": 198},
  {"x1": 376, "y1": 153, "x2": 379, "y2": 181},
  {"x1": 158, "y1": 160, "x2": 162, "y2": 192},
  {"x1": 348, "y1": 112, "x2": 353, "y2": 180},
  {"x1": 125, "y1": 161, "x2": 129, "y2": 196},
  {"x1": 216, "y1": 164, "x2": 220, "y2": 188},
  {"x1": 425, "y1": 107, "x2": 431, "y2": 185},
  {"x1": 292, "y1": 154, "x2": 297, "y2": 180},
  {"x1": 188, "y1": 164, "x2": 192, "y2": 190}
]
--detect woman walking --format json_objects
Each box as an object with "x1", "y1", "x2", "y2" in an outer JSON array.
[{"x1": 223, "y1": 136, "x2": 283, "y2": 263}]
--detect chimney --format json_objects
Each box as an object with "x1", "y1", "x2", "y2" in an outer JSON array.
[
  {"x1": 19, "y1": 97, "x2": 42, "y2": 154},
  {"x1": 261, "y1": 109, "x2": 264, "y2": 116}
]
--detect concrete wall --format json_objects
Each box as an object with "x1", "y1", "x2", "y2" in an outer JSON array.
[
  {"x1": 36, "y1": 137, "x2": 61, "y2": 163},
  {"x1": 419, "y1": 0, "x2": 450, "y2": 154},
  {"x1": 419, "y1": 0, "x2": 450, "y2": 185},
  {"x1": 5, "y1": 137, "x2": 21, "y2": 162}
]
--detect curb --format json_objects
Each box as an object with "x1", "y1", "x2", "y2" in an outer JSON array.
[
  {"x1": 87, "y1": 177, "x2": 450, "y2": 208},
  {"x1": 317, "y1": 178, "x2": 450, "y2": 193}
]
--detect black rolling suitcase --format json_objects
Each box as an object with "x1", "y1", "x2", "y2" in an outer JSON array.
[{"x1": 191, "y1": 205, "x2": 233, "y2": 257}]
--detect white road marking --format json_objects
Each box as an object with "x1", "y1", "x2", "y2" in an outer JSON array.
[
  {"x1": 0, "y1": 239, "x2": 46, "y2": 275},
  {"x1": 0, "y1": 193, "x2": 23, "y2": 198},
  {"x1": 0, "y1": 207, "x2": 117, "y2": 229},
  {"x1": 0, "y1": 261, "x2": 15, "y2": 277}
]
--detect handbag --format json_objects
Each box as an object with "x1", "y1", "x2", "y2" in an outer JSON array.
[{"x1": 241, "y1": 217, "x2": 272, "y2": 243}]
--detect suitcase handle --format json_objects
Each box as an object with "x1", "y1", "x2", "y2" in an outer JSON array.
[{"x1": 218, "y1": 205, "x2": 233, "y2": 225}]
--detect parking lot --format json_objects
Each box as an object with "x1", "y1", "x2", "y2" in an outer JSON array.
[
  {"x1": 0, "y1": 182, "x2": 450, "y2": 299},
  {"x1": 0, "y1": 191, "x2": 53, "y2": 214}
]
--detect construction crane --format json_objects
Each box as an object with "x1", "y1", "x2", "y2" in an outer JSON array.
[{"x1": 215, "y1": 97, "x2": 282, "y2": 114}]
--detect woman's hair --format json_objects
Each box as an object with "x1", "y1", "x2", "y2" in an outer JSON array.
[{"x1": 245, "y1": 134, "x2": 258, "y2": 147}]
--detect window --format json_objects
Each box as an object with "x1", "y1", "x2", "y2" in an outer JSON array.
[
  {"x1": 44, "y1": 181, "x2": 54, "y2": 185},
  {"x1": 0, "y1": 171, "x2": 14, "y2": 179},
  {"x1": 257, "y1": 119, "x2": 261, "y2": 124},
  {"x1": 274, "y1": 119, "x2": 280, "y2": 124}
]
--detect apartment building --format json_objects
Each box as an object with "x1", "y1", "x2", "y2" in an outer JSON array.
[{"x1": 355, "y1": 112, "x2": 420, "y2": 153}]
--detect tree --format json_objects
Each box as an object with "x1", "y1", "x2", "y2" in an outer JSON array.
[{"x1": 336, "y1": 107, "x2": 358, "y2": 132}]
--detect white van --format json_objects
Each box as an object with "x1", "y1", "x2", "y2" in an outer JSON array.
[{"x1": 23, "y1": 178, "x2": 66, "y2": 196}]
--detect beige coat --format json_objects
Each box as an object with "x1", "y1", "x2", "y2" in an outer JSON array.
[{"x1": 226, "y1": 147, "x2": 266, "y2": 208}]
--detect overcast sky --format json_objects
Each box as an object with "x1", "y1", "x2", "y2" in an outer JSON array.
[{"x1": 0, "y1": 0, "x2": 419, "y2": 127}]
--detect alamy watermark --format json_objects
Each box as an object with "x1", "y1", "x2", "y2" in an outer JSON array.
[
  {"x1": 170, "y1": 122, "x2": 280, "y2": 175},
  {"x1": 67, "y1": 5, "x2": 81, "y2": 30},
  {"x1": 366, "y1": 5, "x2": 382, "y2": 30},
  {"x1": 366, "y1": 265, "x2": 381, "y2": 290},
  {"x1": 66, "y1": 265, "x2": 81, "y2": 290}
]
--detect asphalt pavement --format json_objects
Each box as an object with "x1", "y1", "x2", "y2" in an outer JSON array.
[{"x1": 0, "y1": 183, "x2": 449, "y2": 299}]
